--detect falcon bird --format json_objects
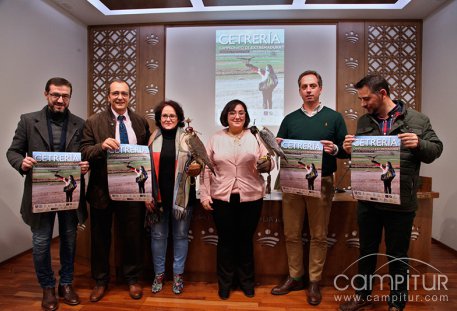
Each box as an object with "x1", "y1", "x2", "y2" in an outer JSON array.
[
  {"x1": 250, "y1": 125, "x2": 287, "y2": 194},
  {"x1": 250, "y1": 125, "x2": 288, "y2": 164},
  {"x1": 184, "y1": 119, "x2": 216, "y2": 176}
]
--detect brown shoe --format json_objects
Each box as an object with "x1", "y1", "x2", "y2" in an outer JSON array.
[
  {"x1": 271, "y1": 276, "x2": 305, "y2": 295},
  {"x1": 339, "y1": 296, "x2": 373, "y2": 311},
  {"x1": 58, "y1": 284, "x2": 80, "y2": 305},
  {"x1": 129, "y1": 283, "x2": 143, "y2": 299},
  {"x1": 307, "y1": 281, "x2": 322, "y2": 305},
  {"x1": 89, "y1": 284, "x2": 107, "y2": 302},
  {"x1": 42, "y1": 287, "x2": 58, "y2": 311}
]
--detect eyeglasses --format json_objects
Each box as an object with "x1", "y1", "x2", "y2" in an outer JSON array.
[
  {"x1": 48, "y1": 93, "x2": 71, "y2": 101},
  {"x1": 228, "y1": 111, "x2": 246, "y2": 117},
  {"x1": 110, "y1": 91, "x2": 129, "y2": 97},
  {"x1": 161, "y1": 114, "x2": 177, "y2": 120}
]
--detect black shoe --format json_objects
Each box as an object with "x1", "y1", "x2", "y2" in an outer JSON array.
[
  {"x1": 338, "y1": 296, "x2": 373, "y2": 311},
  {"x1": 218, "y1": 288, "x2": 230, "y2": 300},
  {"x1": 242, "y1": 287, "x2": 255, "y2": 298},
  {"x1": 271, "y1": 276, "x2": 305, "y2": 295}
]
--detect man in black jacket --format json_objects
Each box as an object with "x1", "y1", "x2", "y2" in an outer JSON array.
[
  {"x1": 339, "y1": 74, "x2": 443, "y2": 311},
  {"x1": 80, "y1": 79, "x2": 151, "y2": 302},
  {"x1": 7, "y1": 77, "x2": 89, "y2": 311}
]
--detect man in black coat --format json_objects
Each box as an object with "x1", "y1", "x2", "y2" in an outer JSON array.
[
  {"x1": 7, "y1": 77, "x2": 89, "y2": 311},
  {"x1": 80, "y1": 79, "x2": 151, "y2": 302}
]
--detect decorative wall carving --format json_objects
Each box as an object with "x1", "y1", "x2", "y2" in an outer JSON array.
[
  {"x1": 344, "y1": 31, "x2": 360, "y2": 44},
  {"x1": 367, "y1": 24, "x2": 419, "y2": 110},
  {"x1": 89, "y1": 27, "x2": 138, "y2": 114},
  {"x1": 344, "y1": 57, "x2": 359, "y2": 70},
  {"x1": 138, "y1": 27, "x2": 165, "y2": 130}
]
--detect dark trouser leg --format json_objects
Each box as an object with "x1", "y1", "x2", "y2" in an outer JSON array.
[
  {"x1": 384, "y1": 210, "x2": 415, "y2": 309},
  {"x1": 90, "y1": 206, "x2": 113, "y2": 285},
  {"x1": 116, "y1": 201, "x2": 145, "y2": 284},
  {"x1": 356, "y1": 202, "x2": 384, "y2": 298},
  {"x1": 234, "y1": 198, "x2": 262, "y2": 290},
  {"x1": 212, "y1": 197, "x2": 237, "y2": 290}
]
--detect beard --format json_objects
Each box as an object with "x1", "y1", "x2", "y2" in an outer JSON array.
[{"x1": 48, "y1": 106, "x2": 68, "y2": 121}]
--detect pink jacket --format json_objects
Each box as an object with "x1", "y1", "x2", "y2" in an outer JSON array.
[{"x1": 199, "y1": 129, "x2": 274, "y2": 203}]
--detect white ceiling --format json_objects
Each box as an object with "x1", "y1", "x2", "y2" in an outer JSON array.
[{"x1": 46, "y1": 0, "x2": 450, "y2": 26}]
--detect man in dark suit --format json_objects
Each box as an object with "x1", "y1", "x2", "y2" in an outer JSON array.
[
  {"x1": 80, "y1": 79, "x2": 151, "y2": 302},
  {"x1": 6, "y1": 77, "x2": 89, "y2": 311}
]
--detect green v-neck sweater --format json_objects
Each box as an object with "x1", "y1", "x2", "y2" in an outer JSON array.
[{"x1": 277, "y1": 106, "x2": 347, "y2": 176}]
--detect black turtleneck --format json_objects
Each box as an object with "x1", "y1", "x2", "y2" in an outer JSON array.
[{"x1": 159, "y1": 127, "x2": 178, "y2": 209}]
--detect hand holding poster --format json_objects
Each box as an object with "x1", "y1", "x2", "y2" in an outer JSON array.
[
  {"x1": 351, "y1": 136, "x2": 401, "y2": 204},
  {"x1": 107, "y1": 144, "x2": 152, "y2": 201},
  {"x1": 279, "y1": 139, "x2": 323, "y2": 197},
  {"x1": 32, "y1": 152, "x2": 81, "y2": 213}
]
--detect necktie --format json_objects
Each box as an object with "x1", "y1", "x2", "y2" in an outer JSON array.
[{"x1": 118, "y1": 115, "x2": 129, "y2": 144}]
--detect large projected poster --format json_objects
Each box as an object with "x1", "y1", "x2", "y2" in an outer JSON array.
[{"x1": 215, "y1": 29, "x2": 284, "y2": 126}]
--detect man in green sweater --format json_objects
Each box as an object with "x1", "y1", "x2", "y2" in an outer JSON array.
[{"x1": 271, "y1": 70, "x2": 348, "y2": 305}]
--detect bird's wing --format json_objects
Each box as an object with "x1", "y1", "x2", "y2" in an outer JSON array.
[{"x1": 187, "y1": 133, "x2": 216, "y2": 176}]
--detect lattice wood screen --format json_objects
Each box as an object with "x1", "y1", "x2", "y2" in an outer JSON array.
[
  {"x1": 88, "y1": 25, "x2": 165, "y2": 125},
  {"x1": 367, "y1": 23, "x2": 420, "y2": 110},
  {"x1": 89, "y1": 27, "x2": 138, "y2": 113}
]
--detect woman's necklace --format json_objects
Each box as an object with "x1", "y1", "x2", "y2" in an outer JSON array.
[{"x1": 226, "y1": 130, "x2": 243, "y2": 146}]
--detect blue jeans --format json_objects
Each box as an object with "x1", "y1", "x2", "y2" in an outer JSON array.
[
  {"x1": 31, "y1": 211, "x2": 78, "y2": 288},
  {"x1": 150, "y1": 205, "x2": 193, "y2": 275}
]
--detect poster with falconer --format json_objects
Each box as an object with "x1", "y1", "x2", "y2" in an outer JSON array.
[
  {"x1": 31, "y1": 151, "x2": 81, "y2": 213},
  {"x1": 350, "y1": 136, "x2": 401, "y2": 204},
  {"x1": 107, "y1": 144, "x2": 152, "y2": 201}
]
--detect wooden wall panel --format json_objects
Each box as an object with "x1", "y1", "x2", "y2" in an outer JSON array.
[
  {"x1": 336, "y1": 22, "x2": 366, "y2": 190},
  {"x1": 138, "y1": 25, "x2": 166, "y2": 131}
]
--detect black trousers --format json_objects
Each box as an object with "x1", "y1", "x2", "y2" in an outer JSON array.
[
  {"x1": 355, "y1": 201, "x2": 415, "y2": 309},
  {"x1": 90, "y1": 201, "x2": 145, "y2": 285},
  {"x1": 212, "y1": 194, "x2": 262, "y2": 291}
]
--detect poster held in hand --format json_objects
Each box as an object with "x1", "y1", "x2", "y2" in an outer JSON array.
[
  {"x1": 279, "y1": 139, "x2": 323, "y2": 198},
  {"x1": 351, "y1": 136, "x2": 401, "y2": 205},
  {"x1": 107, "y1": 144, "x2": 152, "y2": 201},
  {"x1": 32, "y1": 152, "x2": 81, "y2": 213}
]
